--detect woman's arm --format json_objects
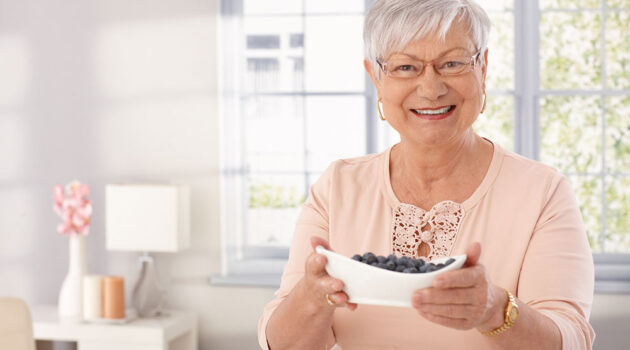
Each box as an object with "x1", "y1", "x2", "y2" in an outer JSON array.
[
  {"x1": 266, "y1": 278, "x2": 337, "y2": 350},
  {"x1": 481, "y1": 296, "x2": 562, "y2": 350},
  {"x1": 412, "y1": 243, "x2": 562, "y2": 350},
  {"x1": 412, "y1": 175, "x2": 594, "y2": 349},
  {"x1": 266, "y1": 237, "x2": 356, "y2": 350}
]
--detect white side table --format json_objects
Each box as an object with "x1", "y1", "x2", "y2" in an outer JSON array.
[{"x1": 32, "y1": 305, "x2": 197, "y2": 350}]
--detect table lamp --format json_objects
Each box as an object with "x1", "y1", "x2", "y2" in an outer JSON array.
[{"x1": 105, "y1": 184, "x2": 190, "y2": 317}]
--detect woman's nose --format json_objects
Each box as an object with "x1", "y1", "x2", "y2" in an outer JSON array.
[{"x1": 415, "y1": 66, "x2": 448, "y2": 100}]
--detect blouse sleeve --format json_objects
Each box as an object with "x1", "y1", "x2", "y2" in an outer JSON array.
[
  {"x1": 518, "y1": 174, "x2": 596, "y2": 350},
  {"x1": 257, "y1": 162, "x2": 337, "y2": 350}
]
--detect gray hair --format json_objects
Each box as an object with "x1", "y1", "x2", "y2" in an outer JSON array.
[{"x1": 364, "y1": 0, "x2": 491, "y2": 77}]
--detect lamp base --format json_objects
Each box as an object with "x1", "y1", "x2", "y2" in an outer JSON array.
[{"x1": 131, "y1": 253, "x2": 164, "y2": 318}]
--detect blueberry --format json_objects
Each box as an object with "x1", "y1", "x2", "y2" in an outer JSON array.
[
  {"x1": 436, "y1": 263, "x2": 445, "y2": 269},
  {"x1": 376, "y1": 262, "x2": 389, "y2": 270},
  {"x1": 387, "y1": 254, "x2": 398, "y2": 263},
  {"x1": 385, "y1": 261, "x2": 396, "y2": 270},
  {"x1": 403, "y1": 267, "x2": 419, "y2": 273},
  {"x1": 399, "y1": 256, "x2": 412, "y2": 267},
  {"x1": 396, "y1": 265, "x2": 406, "y2": 272},
  {"x1": 445, "y1": 258, "x2": 455, "y2": 265},
  {"x1": 418, "y1": 264, "x2": 428, "y2": 273},
  {"x1": 413, "y1": 259, "x2": 425, "y2": 268},
  {"x1": 376, "y1": 255, "x2": 387, "y2": 264},
  {"x1": 352, "y1": 254, "x2": 362, "y2": 262},
  {"x1": 364, "y1": 252, "x2": 377, "y2": 264}
]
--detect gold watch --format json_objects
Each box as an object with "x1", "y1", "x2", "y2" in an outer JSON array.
[{"x1": 480, "y1": 289, "x2": 519, "y2": 337}]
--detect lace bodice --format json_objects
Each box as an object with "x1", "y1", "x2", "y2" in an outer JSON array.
[{"x1": 392, "y1": 200, "x2": 464, "y2": 260}]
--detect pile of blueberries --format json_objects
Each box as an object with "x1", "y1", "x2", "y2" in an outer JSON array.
[{"x1": 351, "y1": 253, "x2": 456, "y2": 274}]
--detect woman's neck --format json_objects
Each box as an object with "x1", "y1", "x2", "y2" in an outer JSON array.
[{"x1": 393, "y1": 131, "x2": 490, "y2": 189}]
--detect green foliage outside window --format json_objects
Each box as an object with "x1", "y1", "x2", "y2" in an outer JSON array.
[
  {"x1": 539, "y1": 5, "x2": 630, "y2": 253},
  {"x1": 249, "y1": 183, "x2": 305, "y2": 209}
]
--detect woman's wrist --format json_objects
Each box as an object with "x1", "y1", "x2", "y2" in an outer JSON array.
[
  {"x1": 295, "y1": 279, "x2": 335, "y2": 316},
  {"x1": 476, "y1": 285, "x2": 508, "y2": 333}
]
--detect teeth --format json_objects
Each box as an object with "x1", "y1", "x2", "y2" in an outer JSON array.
[{"x1": 413, "y1": 106, "x2": 453, "y2": 115}]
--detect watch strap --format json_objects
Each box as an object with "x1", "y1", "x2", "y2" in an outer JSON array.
[{"x1": 480, "y1": 290, "x2": 517, "y2": 337}]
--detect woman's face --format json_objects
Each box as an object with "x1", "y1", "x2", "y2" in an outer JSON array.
[{"x1": 365, "y1": 20, "x2": 488, "y2": 148}]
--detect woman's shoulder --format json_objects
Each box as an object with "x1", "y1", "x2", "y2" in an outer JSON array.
[
  {"x1": 327, "y1": 150, "x2": 386, "y2": 174},
  {"x1": 494, "y1": 144, "x2": 566, "y2": 192},
  {"x1": 495, "y1": 144, "x2": 558, "y2": 174},
  {"x1": 314, "y1": 150, "x2": 387, "y2": 189}
]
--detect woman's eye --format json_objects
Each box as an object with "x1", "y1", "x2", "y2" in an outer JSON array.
[
  {"x1": 443, "y1": 61, "x2": 464, "y2": 68},
  {"x1": 395, "y1": 65, "x2": 415, "y2": 72}
]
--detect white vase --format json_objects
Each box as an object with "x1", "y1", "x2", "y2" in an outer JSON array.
[{"x1": 58, "y1": 234, "x2": 86, "y2": 321}]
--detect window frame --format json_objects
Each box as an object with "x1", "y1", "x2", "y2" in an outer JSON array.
[{"x1": 213, "y1": 0, "x2": 630, "y2": 293}]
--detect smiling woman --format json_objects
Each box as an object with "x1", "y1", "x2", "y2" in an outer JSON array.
[{"x1": 258, "y1": 1, "x2": 595, "y2": 349}]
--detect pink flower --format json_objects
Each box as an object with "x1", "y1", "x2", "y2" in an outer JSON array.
[{"x1": 53, "y1": 180, "x2": 92, "y2": 236}]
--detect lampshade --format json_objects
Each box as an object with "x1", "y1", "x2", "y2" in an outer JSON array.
[{"x1": 105, "y1": 184, "x2": 190, "y2": 252}]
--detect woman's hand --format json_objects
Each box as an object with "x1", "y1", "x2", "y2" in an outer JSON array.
[
  {"x1": 411, "y1": 242, "x2": 506, "y2": 332},
  {"x1": 301, "y1": 236, "x2": 358, "y2": 311}
]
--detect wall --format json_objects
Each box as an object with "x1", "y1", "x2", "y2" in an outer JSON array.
[
  {"x1": 0, "y1": 0, "x2": 275, "y2": 349},
  {"x1": 0, "y1": 0, "x2": 629, "y2": 349}
]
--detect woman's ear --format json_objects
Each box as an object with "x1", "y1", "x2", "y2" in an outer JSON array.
[{"x1": 364, "y1": 58, "x2": 382, "y2": 92}]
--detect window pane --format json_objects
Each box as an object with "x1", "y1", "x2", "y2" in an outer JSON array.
[
  {"x1": 540, "y1": 12, "x2": 602, "y2": 90},
  {"x1": 377, "y1": 121, "x2": 402, "y2": 151},
  {"x1": 244, "y1": 96, "x2": 305, "y2": 172},
  {"x1": 473, "y1": 95, "x2": 514, "y2": 151},
  {"x1": 540, "y1": 96, "x2": 602, "y2": 173},
  {"x1": 606, "y1": 176, "x2": 630, "y2": 253},
  {"x1": 606, "y1": 96, "x2": 630, "y2": 173},
  {"x1": 305, "y1": 15, "x2": 365, "y2": 92},
  {"x1": 568, "y1": 176, "x2": 602, "y2": 252},
  {"x1": 485, "y1": 11, "x2": 514, "y2": 90},
  {"x1": 305, "y1": 0, "x2": 364, "y2": 13},
  {"x1": 306, "y1": 96, "x2": 366, "y2": 171},
  {"x1": 607, "y1": 0, "x2": 630, "y2": 8},
  {"x1": 606, "y1": 11, "x2": 630, "y2": 89},
  {"x1": 247, "y1": 174, "x2": 305, "y2": 246},
  {"x1": 244, "y1": 16, "x2": 303, "y2": 92},
  {"x1": 243, "y1": 0, "x2": 302, "y2": 15},
  {"x1": 540, "y1": 0, "x2": 600, "y2": 9}
]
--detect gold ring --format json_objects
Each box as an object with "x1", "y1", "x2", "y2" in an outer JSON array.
[{"x1": 325, "y1": 293, "x2": 336, "y2": 306}]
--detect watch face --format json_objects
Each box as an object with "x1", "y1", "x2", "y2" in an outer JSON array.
[{"x1": 509, "y1": 307, "x2": 519, "y2": 322}]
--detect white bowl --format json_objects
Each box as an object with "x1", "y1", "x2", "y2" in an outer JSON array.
[{"x1": 315, "y1": 246, "x2": 467, "y2": 308}]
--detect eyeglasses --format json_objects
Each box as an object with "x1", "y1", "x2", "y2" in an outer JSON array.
[{"x1": 376, "y1": 50, "x2": 483, "y2": 79}]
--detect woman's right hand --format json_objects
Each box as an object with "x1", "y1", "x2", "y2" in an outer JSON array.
[{"x1": 301, "y1": 236, "x2": 358, "y2": 311}]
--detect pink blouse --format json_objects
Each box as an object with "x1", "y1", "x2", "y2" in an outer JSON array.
[{"x1": 258, "y1": 142, "x2": 595, "y2": 350}]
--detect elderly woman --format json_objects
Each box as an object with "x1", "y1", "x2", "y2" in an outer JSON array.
[{"x1": 258, "y1": 0, "x2": 595, "y2": 349}]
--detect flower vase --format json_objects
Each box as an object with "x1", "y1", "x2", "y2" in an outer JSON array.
[{"x1": 58, "y1": 233, "x2": 87, "y2": 321}]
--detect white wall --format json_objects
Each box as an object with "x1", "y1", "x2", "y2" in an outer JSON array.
[
  {"x1": 0, "y1": 0, "x2": 629, "y2": 349},
  {"x1": 0, "y1": 0, "x2": 275, "y2": 349}
]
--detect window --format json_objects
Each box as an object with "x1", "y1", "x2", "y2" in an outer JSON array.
[
  {"x1": 536, "y1": 0, "x2": 630, "y2": 292},
  {"x1": 216, "y1": 0, "x2": 630, "y2": 291}
]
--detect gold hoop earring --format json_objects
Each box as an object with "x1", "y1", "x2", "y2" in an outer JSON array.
[
  {"x1": 480, "y1": 91, "x2": 487, "y2": 114},
  {"x1": 377, "y1": 98, "x2": 386, "y2": 121}
]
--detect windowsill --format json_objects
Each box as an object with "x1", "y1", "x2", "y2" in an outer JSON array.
[
  {"x1": 595, "y1": 281, "x2": 630, "y2": 294},
  {"x1": 209, "y1": 274, "x2": 280, "y2": 288}
]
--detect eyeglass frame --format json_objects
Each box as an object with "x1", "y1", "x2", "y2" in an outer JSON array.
[{"x1": 376, "y1": 49, "x2": 484, "y2": 78}]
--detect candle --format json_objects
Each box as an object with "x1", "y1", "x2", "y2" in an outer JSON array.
[
  {"x1": 83, "y1": 275, "x2": 103, "y2": 320},
  {"x1": 102, "y1": 276, "x2": 125, "y2": 319}
]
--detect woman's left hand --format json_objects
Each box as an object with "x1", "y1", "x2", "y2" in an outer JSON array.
[{"x1": 411, "y1": 242, "x2": 507, "y2": 332}]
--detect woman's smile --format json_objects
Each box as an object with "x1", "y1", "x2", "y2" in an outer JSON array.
[{"x1": 410, "y1": 105, "x2": 456, "y2": 121}]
